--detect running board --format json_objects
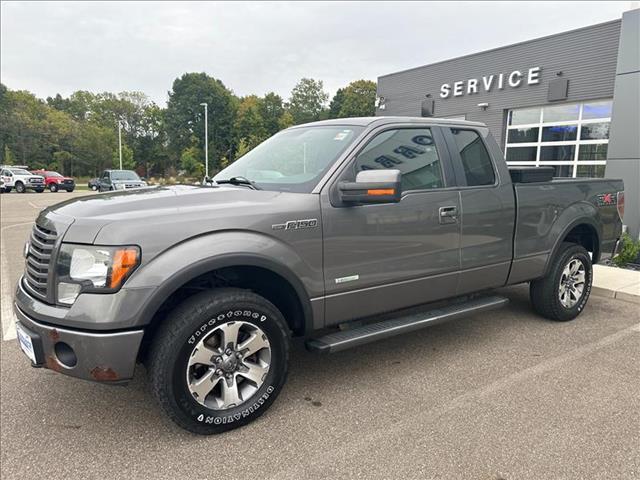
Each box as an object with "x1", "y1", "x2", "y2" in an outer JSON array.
[{"x1": 306, "y1": 295, "x2": 509, "y2": 354}]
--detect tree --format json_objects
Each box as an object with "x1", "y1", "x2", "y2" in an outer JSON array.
[
  {"x1": 235, "y1": 95, "x2": 267, "y2": 150},
  {"x1": 328, "y1": 87, "x2": 345, "y2": 119},
  {"x1": 288, "y1": 78, "x2": 328, "y2": 125},
  {"x1": 334, "y1": 80, "x2": 377, "y2": 118},
  {"x1": 179, "y1": 145, "x2": 204, "y2": 177},
  {"x1": 112, "y1": 143, "x2": 135, "y2": 170},
  {"x1": 166, "y1": 73, "x2": 237, "y2": 170},
  {"x1": 260, "y1": 92, "x2": 286, "y2": 136}
]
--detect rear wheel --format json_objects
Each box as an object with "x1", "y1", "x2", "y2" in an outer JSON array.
[
  {"x1": 34, "y1": 188, "x2": 44, "y2": 193},
  {"x1": 5, "y1": 187, "x2": 11, "y2": 193},
  {"x1": 15, "y1": 182, "x2": 25, "y2": 193},
  {"x1": 148, "y1": 288, "x2": 290, "y2": 434},
  {"x1": 530, "y1": 242, "x2": 592, "y2": 321},
  {"x1": 49, "y1": 183, "x2": 58, "y2": 192}
]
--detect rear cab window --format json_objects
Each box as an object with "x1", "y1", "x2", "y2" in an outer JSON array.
[{"x1": 449, "y1": 128, "x2": 496, "y2": 186}]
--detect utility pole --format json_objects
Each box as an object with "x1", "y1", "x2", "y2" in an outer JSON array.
[
  {"x1": 118, "y1": 121, "x2": 123, "y2": 170},
  {"x1": 200, "y1": 103, "x2": 209, "y2": 180}
]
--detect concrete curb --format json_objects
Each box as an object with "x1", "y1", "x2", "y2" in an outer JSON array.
[{"x1": 592, "y1": 264, "x2": 640, "y2": 305}]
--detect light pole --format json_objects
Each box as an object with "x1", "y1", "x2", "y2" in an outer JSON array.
[
  {"x1": 200, "y1": 102, "x2": 209, "y2": 180},
  {"x1": 118, "y1": 121, "x2": 123, "y2": 170}
]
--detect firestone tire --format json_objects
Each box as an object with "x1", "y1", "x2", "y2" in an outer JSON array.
[
  {"x1": 148, "y1": 288, "x2": 290, "y2": 435},
  {"x1": 530, "y1": 242, "x2": 592, "y2": 322}
]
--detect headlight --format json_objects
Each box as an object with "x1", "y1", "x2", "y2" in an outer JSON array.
[
  {"x1": 115, "y1": 183, "x2": 126, "y2": 190},
  {"x1": 56, "y1": 244, "x2": 140, "y2": 305}
]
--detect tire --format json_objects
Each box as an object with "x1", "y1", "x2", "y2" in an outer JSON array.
[
  {"x1": 530, "y1": 242, "x2": 592, "y2": 321},
  {"x1": 5, "y1": 187, "x2": 11, "y2": 193},
  {"x1": 90, "y1": 185, "x2": 98, "y2": 191},
  {"x1": 67, "y1": 188, "x2": 75, "y2": 192},
  {"x1": 49, "y1": 183, "x2": 58, "y2": 192},
  {"x1": 15, "y1": 182, "x2": 25, "y2": 193},
  {"x1": 148, "y1": 288, "x2": 290, "y2": 434},
  {"x1": 34, "y1": 188, "x2": 44, "y2": 193}
]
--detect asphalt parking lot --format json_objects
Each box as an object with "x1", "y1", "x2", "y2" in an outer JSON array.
[{"x1": 1, "y1": 190, "x2": 639, "y2": 480}]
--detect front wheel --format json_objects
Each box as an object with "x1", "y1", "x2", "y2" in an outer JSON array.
[
  {"x1": 15, "y1": 182, "x2": 25, "y2": 193},
  {"x1": 49, "y1": 183, "x2": 58, "y2": 192},
  {"x1": 530, "y1": 242, "x2": 592, "y2": 321},
  {"x1": 148, "y1": 288, "x2": 290, "y2": 434}
]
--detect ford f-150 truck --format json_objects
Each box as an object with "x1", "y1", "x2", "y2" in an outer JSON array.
[{"x1": 13, "y1": 117, "x2": 624, "y2": 434}]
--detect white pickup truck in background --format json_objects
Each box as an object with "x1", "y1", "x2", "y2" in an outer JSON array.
[{"x1": 0, "y1": 166, "x2": 45, "y2": 193}]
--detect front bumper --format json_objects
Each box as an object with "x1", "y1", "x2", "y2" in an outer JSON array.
[{"x1": 14, "y1": 303, "x2": 144, "y2": 384}]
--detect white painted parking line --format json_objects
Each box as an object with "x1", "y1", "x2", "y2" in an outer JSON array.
[{"x1": 1, "y1": 221, "x2": 33, "y2": 341}]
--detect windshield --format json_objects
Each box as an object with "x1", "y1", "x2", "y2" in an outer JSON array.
[
  {"x1": 111, "y1": 170, "x2": 140, "y2": 181},
  {"x1": 214, "y1": 125, "x2": 364, "y2": 193},
  {"x1": 9, "y1": 169, "x2": 32, "y2": 176}
]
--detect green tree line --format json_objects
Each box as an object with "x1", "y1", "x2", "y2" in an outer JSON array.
[{"x1": 0, "y1": 76, "x2": 376, "y2": 178}]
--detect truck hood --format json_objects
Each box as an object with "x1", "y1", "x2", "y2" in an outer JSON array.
[
  {"x1": 39, "y1": 184, "x2": 321, "y2": 262},
  {"x1": 48, "y1": 185, "x2": 281, "y2": 221}
]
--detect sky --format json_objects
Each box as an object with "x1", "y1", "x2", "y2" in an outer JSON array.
[{"x1": 0, "y1": 1, "x2": 635, "y2": 105}]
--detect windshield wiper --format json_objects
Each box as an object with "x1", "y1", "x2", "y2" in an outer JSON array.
[{"x1": 215, "y1": 176, "x2": 261, "y2": 190}]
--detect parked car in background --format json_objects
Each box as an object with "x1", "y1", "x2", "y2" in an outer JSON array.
[
  {"x1": 0, "y1": 166, "x2": 45, "y2": 193},
  {"x1": 97, "y1": 169, "x2": 147, "y2": 192},
  {"x1": 31, "y1": 170, "x2": 75, "y2": 192},
  {"x1": 88, "y1": 178, "x2": 99, "y2": 191}
]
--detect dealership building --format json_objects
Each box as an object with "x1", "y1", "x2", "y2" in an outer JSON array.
[{"x1": 376, "y1": 9, "x2": 640, "y2": 238}]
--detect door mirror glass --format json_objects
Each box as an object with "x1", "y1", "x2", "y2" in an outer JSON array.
[{"x1": 339, "y1": 169, "x2": 402, "y2": 204}]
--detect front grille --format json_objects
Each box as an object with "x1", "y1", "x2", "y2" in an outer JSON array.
[
  {"x1": 24, "y1": 224, "x2": 57, "y2": 301},
  {"x1": 29, "y1": 178, "x2": 44, "y2": 184}
]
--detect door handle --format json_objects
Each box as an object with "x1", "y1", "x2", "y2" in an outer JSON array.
[{"x1": 439, "y1": 206, "x2": 458, "y2": 224}]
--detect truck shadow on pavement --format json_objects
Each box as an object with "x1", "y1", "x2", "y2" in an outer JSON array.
[{"x1": 5, "y1": 283, "x2": 619, "y2": 443}]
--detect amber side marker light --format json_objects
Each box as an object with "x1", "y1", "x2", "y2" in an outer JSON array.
[
  {"x1": 109, "y1": 248, "x2": 140, "y2": 288},
  {"x1": 367, "y1": 189, "x2": 395, "y2": 196}
]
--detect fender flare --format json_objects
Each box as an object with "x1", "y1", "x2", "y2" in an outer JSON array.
[
  {"x1": 134, "y1": 252, "x2": 315, "y2": 335},
  {"x1": 543, "y1": 215, "x2": 601, "y2": 276}
]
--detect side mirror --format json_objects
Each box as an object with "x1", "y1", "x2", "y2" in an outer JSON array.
[{"x1": 339, "y1": 169, "x2": 402, "y2": 204}]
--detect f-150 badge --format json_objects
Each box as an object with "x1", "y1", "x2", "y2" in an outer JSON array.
[{"x1": 272, "y1": 219, "x2": 318, "y2": 231}]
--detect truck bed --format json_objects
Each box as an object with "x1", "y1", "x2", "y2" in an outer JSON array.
[{"x1": 508, "y1": 177, "x2": 623, "y2": 284}]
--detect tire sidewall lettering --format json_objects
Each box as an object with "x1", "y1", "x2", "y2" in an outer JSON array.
[{"x1": 176, "y1": 306, "x2": 280, "y2": 425}]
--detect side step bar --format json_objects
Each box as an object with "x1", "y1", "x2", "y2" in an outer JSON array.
[{"x1": 306, "y1": 295, "x2": 509, "y2": 354}]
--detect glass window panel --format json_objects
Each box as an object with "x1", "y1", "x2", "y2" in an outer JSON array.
[
  {"x1": 576, "y1": 165, "x2": 606, "y2": 178},
  {"x1": 507, "y1": 127, "x2": 539, "y2": 143},
  {"x1": 580, "y1": 122, "x2": 610, "y2": 140},
  {"x1": 508, "y1": 108, "x2": 541, "y2": 126},
  {"x1": 542, "y1": 125, "x2": 577, "y2": 142},
  {"x1": 578, "y1": 144, "x2": 608, "y2": 161},
  {"x1": 450, "y1": 129, "x2": 496, "y2": 186},
  {"x1": 355, "y1": 128, "x2": 443, "y2": 191},
  {"x1": 506, "y1": 147, "x2": 537, "y2": 162},
  {"x1": 582, "y1": 100, "x2": 612, "y2": 120},
  {"x1": 540, "y1": 145, "x2": 575, "y2": 161},
  {"x1": 542, "y1": 103, "x2": 579, "y2": 123},
  {"x1": 551, "y1": 165, "x2": 574, "y2": 177}
]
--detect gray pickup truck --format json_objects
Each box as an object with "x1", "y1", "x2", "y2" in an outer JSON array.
[{"x1": 14, "y1": 117, "x2": 624, "y2": 434}]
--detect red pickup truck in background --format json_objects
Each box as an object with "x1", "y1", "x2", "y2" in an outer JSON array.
[{"x1": 31, "y1": 170, "x2": 75, "y2": 192}]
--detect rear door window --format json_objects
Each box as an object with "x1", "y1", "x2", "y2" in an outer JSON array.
[{"x1": 449, "y1": 129, "x2": 496, "y2": 186}]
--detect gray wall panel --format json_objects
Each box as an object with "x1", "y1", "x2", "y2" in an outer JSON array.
[{"x1": 377, "y1": 19, "x2": 621, "y2": 149}]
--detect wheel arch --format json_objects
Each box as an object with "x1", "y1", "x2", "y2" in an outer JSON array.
[
  {"x1": 136, "y1": 254, "x2": 314, "y2": 360},
  {"x1": 544, "y1": 217, "x2": 601, "y2": 275}
]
